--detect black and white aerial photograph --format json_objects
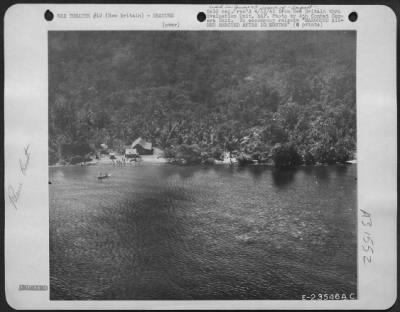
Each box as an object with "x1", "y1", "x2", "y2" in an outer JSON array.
[{"x1": 49, "y1": 31, "x2": 357, "y2": 300}]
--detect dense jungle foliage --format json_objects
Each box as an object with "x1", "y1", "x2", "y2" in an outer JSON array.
[{"x1": 49, "y1": 31, "x2": 356, "y2": 166}]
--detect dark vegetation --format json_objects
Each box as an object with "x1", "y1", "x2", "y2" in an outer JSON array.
[{"x1": 49, "y1": 31, "x2": 356, "y2": 166}]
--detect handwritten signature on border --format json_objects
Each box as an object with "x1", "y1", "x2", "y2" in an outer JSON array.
[{"x1": 8, "y1": 144, "x2": 30, "y2": 209}]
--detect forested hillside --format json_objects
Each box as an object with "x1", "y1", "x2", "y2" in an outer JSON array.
[{"x1": 49, "y1": 31, "x2": 356, "y2": 166}]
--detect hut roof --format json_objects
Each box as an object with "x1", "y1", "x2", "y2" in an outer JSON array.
[{"x1": 131, "y1": 137, "x2": 152, "y2": 150}]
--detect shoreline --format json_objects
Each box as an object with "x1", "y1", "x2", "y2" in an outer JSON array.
[
  {"x1": 49, "y1": 159, "x2": 357, "y2": 168},
  {"x1": 50, "y1": 145, "x2": 357, "y2": 169}
]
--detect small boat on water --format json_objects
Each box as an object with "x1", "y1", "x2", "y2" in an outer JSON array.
[{"x1": 97, "y1": 173, "x2": 112, "y2": 180}]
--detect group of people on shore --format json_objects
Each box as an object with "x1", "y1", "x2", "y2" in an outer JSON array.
[
  {"x1": 112, "y1": 156, "x2": 140, "y2": 167},
  {"x1": 112, "y1": 156, "x2": 127, "y2": 167}
]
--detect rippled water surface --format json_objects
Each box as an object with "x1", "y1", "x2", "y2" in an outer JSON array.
[{"x1": 49, "y1": 164, "x2": 357, "y2": 300}]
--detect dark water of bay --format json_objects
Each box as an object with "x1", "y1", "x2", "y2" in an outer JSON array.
[{"x1": 49, "y1": 164, "x2": 357, "y2": 300}]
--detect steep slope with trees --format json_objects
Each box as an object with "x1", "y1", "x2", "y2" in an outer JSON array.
[{"x1": 49, "y1": 31, "x2": 356, "y2": 166}]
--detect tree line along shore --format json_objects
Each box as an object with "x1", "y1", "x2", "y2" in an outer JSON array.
[{"x1": 52, "y1": 137, "x2": 356, "y2": 168}]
